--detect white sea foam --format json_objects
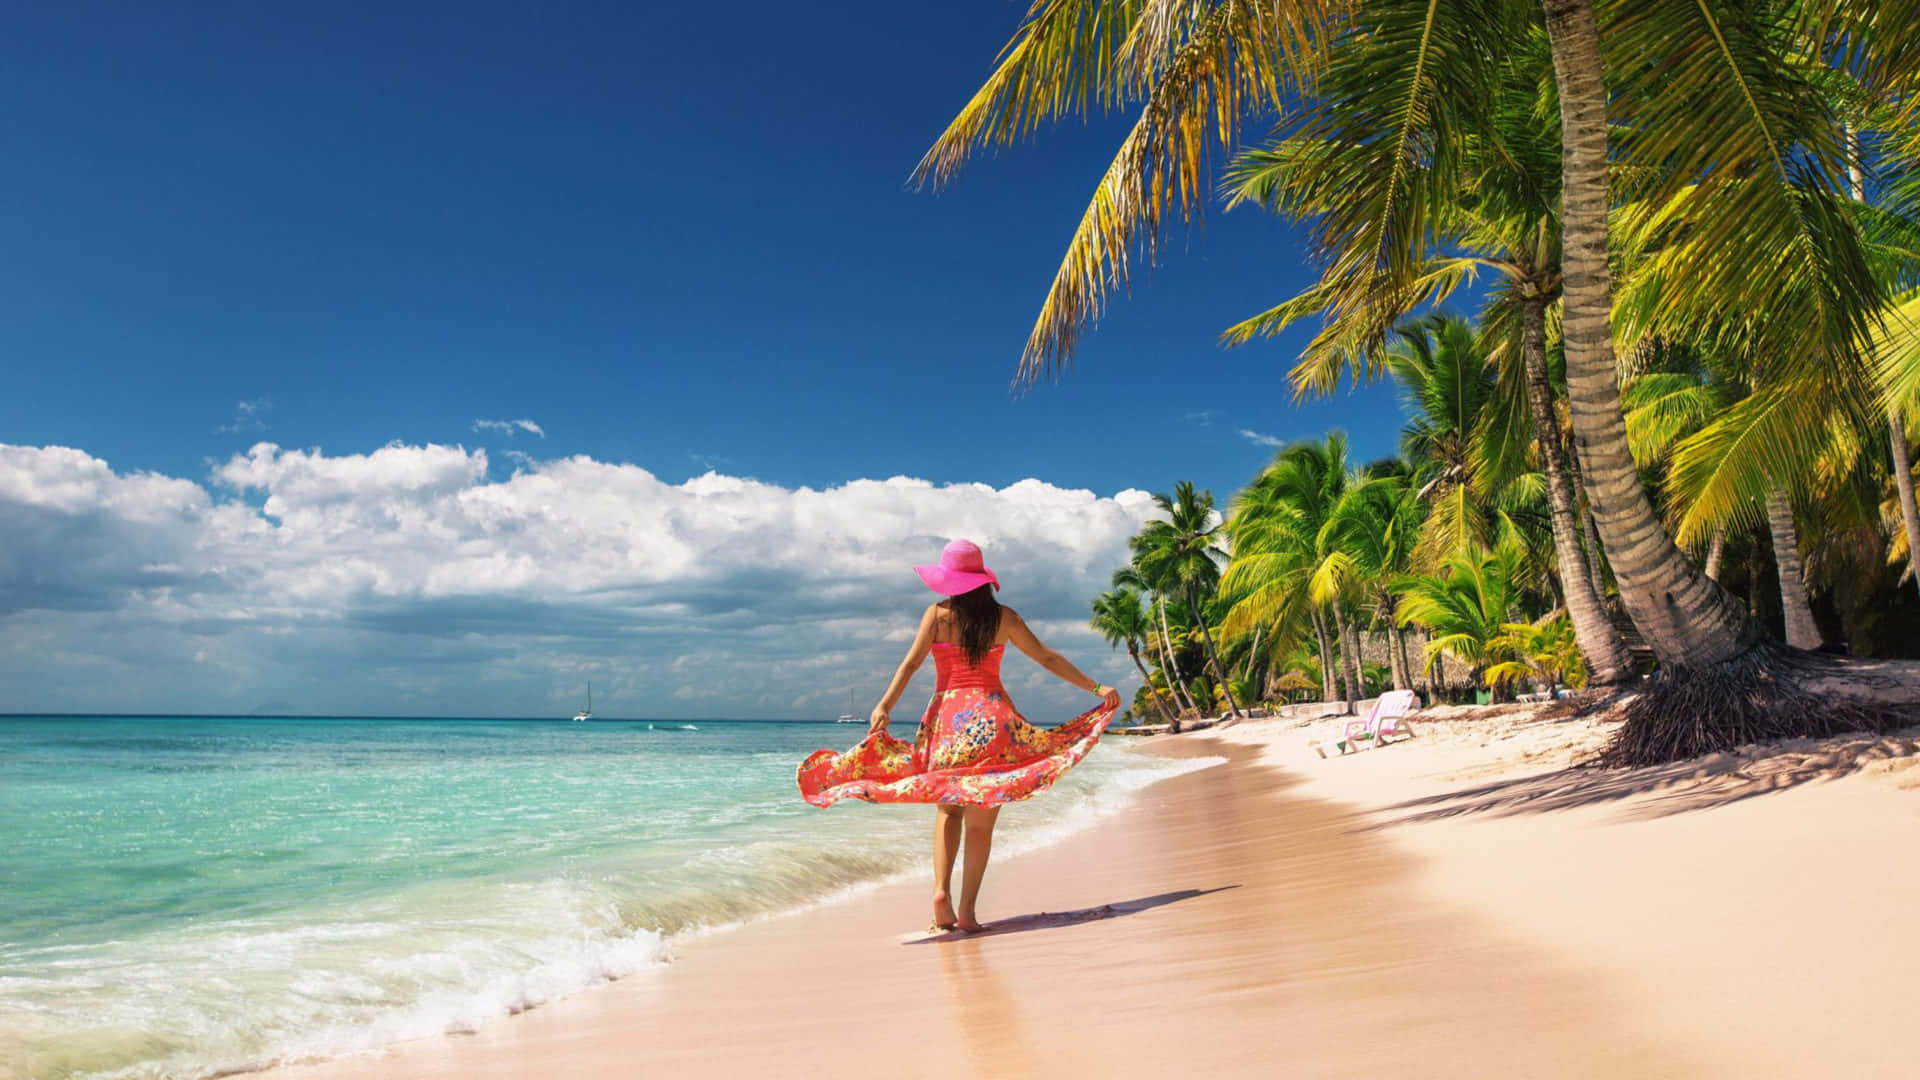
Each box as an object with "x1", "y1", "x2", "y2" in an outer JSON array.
[{"x1": 5, "y1": 884, "x2": 670, "y2": 1080}]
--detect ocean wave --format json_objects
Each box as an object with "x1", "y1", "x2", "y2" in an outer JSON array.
[{"x1": 3, "y1": 881, "x2": 668, "y2": 1080}]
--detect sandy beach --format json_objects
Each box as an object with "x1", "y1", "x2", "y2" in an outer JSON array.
[{"x1": 262, "y1": 704, "x2": 1920, "y2": 1079}]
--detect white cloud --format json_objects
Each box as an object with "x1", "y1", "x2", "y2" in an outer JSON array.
[
  {"x1": 472, "y1": 419, "x2": 546, "y2": 438},
  {"x1": 0, "y1": 442, "x2": 1155, "y2": 720},
  {"x1": 216, "y1": 396, "x2": 272, "y2": 434},
  {"x1": 1238, "y1": 428, "x2": 1285, "y2": 448}
]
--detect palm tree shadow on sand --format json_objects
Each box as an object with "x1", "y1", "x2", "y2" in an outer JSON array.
[
  {"x1": 1370, "y1": 730, "x2": 1920, "y2": 827},
  {"x1": 902, "y1": 886, "x2": 1238, "y2": 945}
]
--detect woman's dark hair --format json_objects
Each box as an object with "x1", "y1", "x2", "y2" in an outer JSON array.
[{"x1": 945, "y1": 584, "x2": 1002, "y2": 664}]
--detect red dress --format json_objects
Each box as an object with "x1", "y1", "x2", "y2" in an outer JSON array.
[{"x1": 796, "y1": 643, "x2": 1114, "y2": 807}]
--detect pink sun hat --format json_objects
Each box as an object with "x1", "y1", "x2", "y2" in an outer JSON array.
[{"x1": 913, "y1": 538, "x2": 1001, "y2": 596}]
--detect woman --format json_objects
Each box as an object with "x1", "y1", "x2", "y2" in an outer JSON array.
[{"x1": 797, "y1": 539, "x2": 1122, "y2": 933}]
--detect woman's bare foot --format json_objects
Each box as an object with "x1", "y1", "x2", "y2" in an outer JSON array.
[
  {"x1": 954, "y1": 910, "x2": 987, "y2": 933},
  {"x1": 931, "y1": 891, "x2": 958, "y2": 931}
]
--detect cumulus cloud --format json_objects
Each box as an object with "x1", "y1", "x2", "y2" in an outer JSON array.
[
  {"x1": 472, "y1": 418, "x2": 545, "y2": 438},
  {"x1": 0, "y1": 442, "x2": 1156, "y2": 719},
  {"x1": 1238, "y1": 428, "x2": 1285, "y2": 448}
]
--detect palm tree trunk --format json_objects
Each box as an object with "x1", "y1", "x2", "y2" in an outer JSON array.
[
  {"x1": 1332, "y1": 598, "x2": 1360, "y2": 714},
  {"x1": 1892, "y1": 414, "x2": 1920, "y2": 599},
  {"x1": 1542, "y1": 0, "x2": 1760, "y2": 667},
  {"x1": 1185, "y1": 585, "x2": 1245, "y2": 719},
  {"x1": 1485, "y1": 664, "x2": 1514, "y2": 704},
  {"x1": 1562, "y1": 444, "x2": 1614, "y2": 606},
  {"x1": 1312, "y1": 608, "x2": 1338, "y2": 702},
  {"x1": 1393, "y1": 622, "x2": 1416, "y2": 694},
  {"x1": 1382, "y1": 609, "x2": 1409, "y2": 691},
  {"x1": 1128, "y1": 645, "x2": 1179, "y2": 725},
  {"x1": 1567, "y1": 448, "x2": 1612, "y2": 604},
  {"x1": 1766, "y1": 488, "x2": 1823, "y2": 650},
  {"x1": 1378, "y1": 596, "x2": 1412, "y2": 692},
  {"x1": 1521, "y1": 296, "x2": 1630, "y2": 684},
  {"x1": 1704, "y1": 527, "x2": 1727, "y2": 581},
  {"x1": 1346, "y1": 621, "x2": 1366, "y2": 700},
  {"x1": 1156, "y1": 596, "x2": 1198, "y2": 717}
]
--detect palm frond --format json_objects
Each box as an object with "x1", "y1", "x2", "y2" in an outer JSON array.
[
  {"x1": 913, "y1": 0, "x2": 1142, "y2": 191},
  {"x1": 1605, "y1": 1, "x2": 1881, "y2": 366}
]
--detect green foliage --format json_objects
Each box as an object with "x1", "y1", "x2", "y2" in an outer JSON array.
[
  {"x1": 1394, "y1": 542, "x2": 1527, "y2": 678},
  {"x1": 1090, "y1": 587, "x2": 1152, "y2": 652},
  {"x1": 949, "y1": 2, "x2": 1920, "y2": 695},
  {"x1": 1485, "y1": 614, "x2": 1588, "y2": 693}
]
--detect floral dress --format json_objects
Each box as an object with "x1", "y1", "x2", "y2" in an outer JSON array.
[{"x1": 796, "y1": 643, "x2": 1113, "y2": 807}]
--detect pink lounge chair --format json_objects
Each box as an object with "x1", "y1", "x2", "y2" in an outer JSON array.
[{"x1": 1341, "y1": 690, "x2": 1420, "y2": 752}]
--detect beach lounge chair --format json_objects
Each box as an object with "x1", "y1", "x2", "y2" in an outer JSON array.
[{"x1": 1341, "y1": 689, "x2": 1420, "y2": 752}]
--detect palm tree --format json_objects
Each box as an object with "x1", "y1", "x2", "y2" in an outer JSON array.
[
  {"x1": 1618, "y1": 76, "x2": 1920, "y2": 641},
  {"x1": 1322, "y1": 471, "x2": 1425, "y2": 691},
  {"x1": 1222, "y1": 435, "x2": 1368, "y2": 712},
  {"x1": 1396, "y1": 543, "x2": 1528, "y2": 702},
  {"x1": 1112, "y1": 563, "x2": 1203, "y2": 720},
  {"x1": 1621, "y1": 347, "x2": 1831, "y2": 649},
  {"x1": 1487, "y1": 614, "x2": 1586, "y2": 695},
  {"x1": 923, "y1": 0, "x2": 1919, "y2": 760},
  {"x1": 1839, "y1": 118, "x2": 1920, "y2": 601},
  {"x1": 1090, "y1": 588, "x2": 1180, "y2": 725},
  {"x1": 1870, "y1": 285, "x2": 1920, "y2": 593},
  {"x1": 1221, "y1": 469, "x2": 1330, "y2": 702},
  {"x1": 1537, "y1": 0, "x2": 1892, "y2": 675},
  {"x1": 1131, "y1": 482, "x2": 1246, "y2": 719},
  {"x1": 919, "y1": 2, "x2": 1893, "y2": 651},
  {"x1": 1381, "y1": 315, "x2": 1517, "y2": 564}
]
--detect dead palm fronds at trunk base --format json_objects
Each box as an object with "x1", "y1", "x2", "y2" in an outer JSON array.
[{"x1": 1593, "y1": 645, "x2": 1916, "y2": 768}]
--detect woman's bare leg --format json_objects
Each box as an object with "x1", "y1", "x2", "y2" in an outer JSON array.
[
  {"x1": 955, "y1": 805, "x2": 1000, "y2": 932},
  {"x1": 931, "y1": 805, "x2": 963, "y2": 929}
]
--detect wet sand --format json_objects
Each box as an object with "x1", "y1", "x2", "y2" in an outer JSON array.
[{"x1": 273, "y1": 735, "x2": 1710, "y2": 1079}]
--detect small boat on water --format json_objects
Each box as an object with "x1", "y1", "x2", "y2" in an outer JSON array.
[
  {"x1": 836, "y1": 688, "x2": 859, "y2": 723},
  {"x1": 572, "y1": 682, "x2": 594, "y2": 722}
]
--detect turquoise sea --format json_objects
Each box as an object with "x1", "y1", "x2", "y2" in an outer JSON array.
[{"x1": 0, "y1": 716, "x2": 1209, "y2": 1080}]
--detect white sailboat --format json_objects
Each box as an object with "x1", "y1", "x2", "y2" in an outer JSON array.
[
  {"x1": 571, "y1": 682, "x2": 594, "y2": 722},
  {"x1": 836, "y1": 688, "x2": 859, "y2": 723}
]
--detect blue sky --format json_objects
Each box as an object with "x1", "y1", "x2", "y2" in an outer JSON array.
[{"x1": 1, "y1": 2, "x2": 1410, "y2": 717}]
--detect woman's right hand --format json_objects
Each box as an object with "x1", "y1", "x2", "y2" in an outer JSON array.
[
  {"x1": 868, "y1": 706, "x2": 890, "y2": 736},
  {"x1": 1097, "y1": 685, "x2": 1121, "y2": 711}
]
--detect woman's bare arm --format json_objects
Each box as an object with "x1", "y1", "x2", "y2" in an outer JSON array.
[
  {"x1": 870, "y1": 605, "x2": 938, "y2": 733},
  {"x1": 1004, "y1": 610, "x2": 1122, "y2": 709}
]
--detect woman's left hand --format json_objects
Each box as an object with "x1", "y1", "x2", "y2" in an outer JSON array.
[
  {"x1": 1097, "y1": 685, "x2": 1121, "y2": 710},
  {"x1": 868, "y1": 706, "x2": 890, "y2": 735}
]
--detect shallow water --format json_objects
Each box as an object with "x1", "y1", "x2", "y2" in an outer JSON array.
[{"x1": 0, "y1": 715, "x2": 1205, "y2": 1080}]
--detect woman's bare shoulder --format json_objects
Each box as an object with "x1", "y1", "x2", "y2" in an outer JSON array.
[{"x1": 924, "y1": 602, "x2": 954, "y2": 641}]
